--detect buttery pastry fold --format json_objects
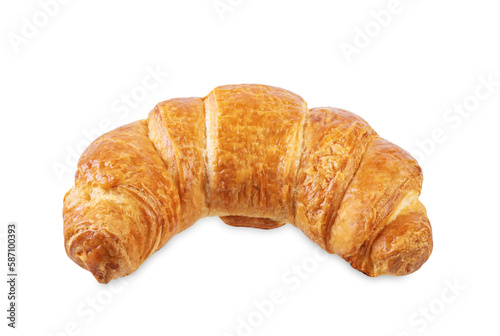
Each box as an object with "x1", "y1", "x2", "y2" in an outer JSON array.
[{"x1": 63, "y1": 84, "x2": 432, "y2": 283}]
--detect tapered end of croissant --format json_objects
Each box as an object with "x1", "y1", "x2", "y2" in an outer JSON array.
[
  {"x1": 342, "y1": 197, "x2": 433, "y2": 277},
  {"x1": 66, "y1": 229, "x2": 130, "y2": 284},
  {"x1": 64, "y1": 186, "x2": 141, "y2": 284},
  {"x1": 369, "y1": 206, "x2": 433, "y2": 277}
]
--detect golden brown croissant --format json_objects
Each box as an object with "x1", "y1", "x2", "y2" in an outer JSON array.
[{"x1": 63, "y1": 84, "x2": 433, "y2": 284}]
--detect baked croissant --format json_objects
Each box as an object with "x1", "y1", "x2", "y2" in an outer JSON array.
[{"x1": 63, "y1": 84, "x2": 432, "y2": 284}]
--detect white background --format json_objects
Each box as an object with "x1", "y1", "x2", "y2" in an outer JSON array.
[{"x1": 1, "y1": 0, "x2": 499, "y2": 335}]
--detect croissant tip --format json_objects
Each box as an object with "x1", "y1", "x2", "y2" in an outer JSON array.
[
  {"x1": 83, "y1": 250, "x2": 121, "y2": 284},
  {"x1": 91, "y1": 268, "x2": 112, "y2": 284},
  {"x1": 67, "y1": 229, "x2": 123, "y2": 284},
  {"x1": 371, "y1": 243, "x2": 432, "y2": 277}
]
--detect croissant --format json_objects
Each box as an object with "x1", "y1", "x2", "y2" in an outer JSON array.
[{"x1": 63, "y1": 84, "x2": 433, "y2": 284}]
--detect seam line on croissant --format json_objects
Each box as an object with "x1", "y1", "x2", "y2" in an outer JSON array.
[
  {"x1": 199, "y1": 97, "x2": 210, "y2": 212},
  {"x1": 325, "y1": 132, "x2": 377, "y2": 252},
  {"x1": 145, "y1": 118, "x2": 181, "y2": 240},
  {"x1": 119, "y1": 184, "x2": 165, "y2": 256},
  {"x1": 204, "y1": 93, "x2": 215, "y2": 214},
  {"x1": 290, "y1": 107, "x2": 308, "y2": 224},
  {"x1": 346, "y1": 178, "x2": 412, "y2": 274},
  {"x1": 147, "y1": 109, "x2": 172, "y2": 178}
]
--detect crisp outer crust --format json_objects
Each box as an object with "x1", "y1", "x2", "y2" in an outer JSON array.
[
  {"x1": 205, "y1": 85, "x2": 307, "y2": 221},
  {"x1": 63, "y1": 84, "x2": 433, "y2": 283},
  {"x1": 148, "y1": 97, "x2": 208, "y2": 231},
  {"x1": 329, "y1": 138, "x2": 423, "y2": 256},
  {"x1": 370, "y1": 199, "x2": 432, "y2": 276},
  {"x1": 63, "y1": 120, "x2": 180, "y2": 283},
  {"x1": 294, "y1": 107, "x2": 377, "y2": 249},
  {"x1": 328, "y1": 138, "x2": 430, "y2": 275}
]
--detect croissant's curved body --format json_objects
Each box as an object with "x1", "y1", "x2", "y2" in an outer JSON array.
[{"x1": 63, "y1": 84, "x2": 432, "y2": 283}]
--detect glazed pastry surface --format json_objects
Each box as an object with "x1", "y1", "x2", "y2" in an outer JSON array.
[{"x1": 63, "y1": 84, "x2": 432, "y2": 283}]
